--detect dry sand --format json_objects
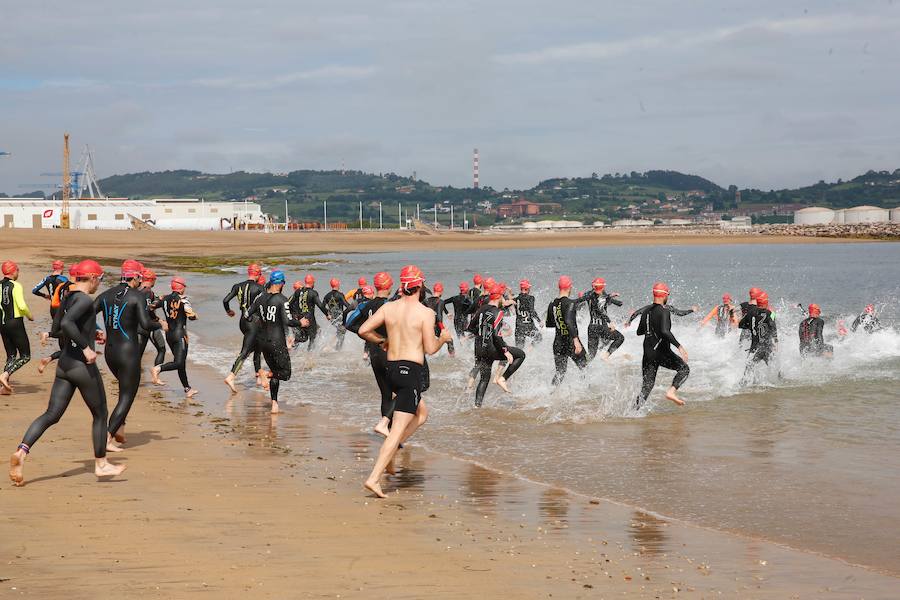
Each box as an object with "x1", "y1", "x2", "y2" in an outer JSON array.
[{"x1": 1, "y1": 233, "x2": 897, "y2": 598}]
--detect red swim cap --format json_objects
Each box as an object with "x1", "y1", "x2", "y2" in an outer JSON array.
[
  {"x1": 433, "y1": 282, "x2": 444, "y2": 294},
  {"x1": 72, "y1": 260, "x2": 104, "y2": 279},
  {"x1": 304, "y1": 274, "x2": 315, "y2": 286},
  {"x1": 865, "y1": 304, "x2": 875, "y2": 314},
  {"x1": 358, "y1": 277, "x2": 367, "y2": 287},
  {"x1": 361, "y1": 285, "x2": 375, "y2": 299},
  {"x1": 756, "y1": 291, "x2": 769, "y2": 309},
  {"x1": 520, "y1": 279, "x2": 531, "y2": 290},
  {"x1": 473, "y1": 274, "x2": 483, "y2": 286},
  {"x1": 247, "y1": 263, "x2": 261, "y2": 277},
  {"x1": 374, "y1": 271, "x2": 393, "y2": 291},
  {"x1": 592, "y1": 277, "x2": 605, "y2": 290},
  {"x1": 483, "y1": 276, "x2": 495, "y2": 289},
  {"x1": 558, "y1": 275, "x2": 572, "y2": 290},
  {"x1": 1, "y1": 260, "x2": 18, "y2": 276},
  {"x1": 652, "y1": 282, "x2": 670, "y2": 298},
  {"x1": 459, "y1": 281, "x2": 469, "y2": 292},
  {"x1": 808, "y1": 303, "x2": 821, "y2": 317},
  {"x1": 141, "y1": 268, "x2": 157, "y2": 282},
  {"x1": 171, "y1": 276, "x2": 187, "y2": 291},
  {"x1": 330, "y1": 278, "x2": 340, "y2": 289},
  {"x1": 121, "y1": 259, "x2": 143, "y2": 279},
  {"x1": 749, "y1": 287, "x2": 762, "y2": 300},
  {"x1": 400, "y1": 265, "x2": 425, "y2": 292},
  {"x1": 489, "y1": 284, "x2": 503, "y2": 301},
  {"x1": 293, "y1": 281, "x2": 302, "y2": 290},
  {"x1": 257, "y1": 274, "x2": 266, "y2": 286},
  {"x1": 51, "y1": 260, "x2": 64, "y2": 270},
  {"x1": 723, "y1": 293, "x2": 732, "y2": 303}
]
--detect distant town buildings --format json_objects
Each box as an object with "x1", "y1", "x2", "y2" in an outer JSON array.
[{"x1": 496, "y1": 197, "x2": 562, "y2": 218}]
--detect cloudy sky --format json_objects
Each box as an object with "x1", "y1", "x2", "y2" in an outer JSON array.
[{"x1": 2, "y1": 1, "x2": 899, "y2": 194}]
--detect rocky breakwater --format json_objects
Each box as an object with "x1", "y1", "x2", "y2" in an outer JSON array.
[{"x1": 759, "y1": 223, "x2": 900, "y2": 240}]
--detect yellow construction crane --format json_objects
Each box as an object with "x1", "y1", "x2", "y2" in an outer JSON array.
[{"x1": 61, "y1": 133, "x2": 71, "y2": 229}]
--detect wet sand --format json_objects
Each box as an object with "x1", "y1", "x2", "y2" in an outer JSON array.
[{"x1": 1, "y1": 245, "x2": 898, "y2": 598}]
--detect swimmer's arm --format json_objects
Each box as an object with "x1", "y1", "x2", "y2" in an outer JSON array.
[
  {"x1": 738, "y1": 312, "x2": 752, "y2": 330},
  {"x1": 222, "y1": 283, "x2": 239, "y2": 314},
  {"x1": 12, "y1": 282, "x2": 32, "y2": 320},
  {"x1": 700, "y1": 306, "x2": 718, "y2": 327},
  {"x1": 607, "y1": 294, "x2": 623, "y2": 307},
  {"x1": 668, "y1": 306, "x2": 694, "y2": 317},
  {"x1": 134, "y1": 293, "x2": 160, "y2": 331},
  {"x1": 31, "y1": 276, "x2": 51, "y2": 299},
  {"x1": 422, "y1": 314, "x2": 448, "y2": 355},
  {"x1": 358, "y1": 306, "x2": 387, "y2": 345},
  {"x1": 545, "y1": 304, "x2": 554, "y2": 328},
  {"x1": 61, "y1": 294, "x2": 93, "y2": 350}
]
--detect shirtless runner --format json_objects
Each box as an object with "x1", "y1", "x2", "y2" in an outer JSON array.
[{"x1": 359, "y1": 265, "x2": 452, "y2": 498}]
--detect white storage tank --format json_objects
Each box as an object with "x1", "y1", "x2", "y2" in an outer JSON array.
[
  {"x1": 891, "y1": 208, "x2": 900, "y2": 223},
  {"x1": 844, "y1": 205, "x2": 890, "y2": 224},
  {"x1": 793, "y1": 206, "x2": 835, "y2": 225}
]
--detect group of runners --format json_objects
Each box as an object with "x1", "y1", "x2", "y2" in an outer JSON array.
[{"x1": 1, "y1": 258, "x2": 886, "y2": 493}]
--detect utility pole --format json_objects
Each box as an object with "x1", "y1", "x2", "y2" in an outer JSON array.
[
  {"x1": 285, "y1": 199, "x2": 289, "y2": 230},
  {"x1": 433, "y1": 203, "x2": 437, "y2": 227},
  {"x1": 324, "y1": 200, "x2": 328, "y2": 230},
  {"x1": 61, "y1": 133, "x2": 71, "y2": 229},
  {"x1": 451, "y1": 205, "x2": 454, "y2": 230},
  {"x1": 379, "y1": 202, "x2": 383, "y2": 229},
  {"x1": 398, "y1": 202, "x2": 401, "y2": 229},
  {"x1": 416, "y1": 203, "x2": 420, "y2": 222},
  {"x1": 359, "y1": 201, "x2": 363, "y2": 230}
]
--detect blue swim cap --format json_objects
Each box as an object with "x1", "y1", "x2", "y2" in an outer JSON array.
[{"x1": 269, "y1": 270, "x2": 286, "y2": 285}]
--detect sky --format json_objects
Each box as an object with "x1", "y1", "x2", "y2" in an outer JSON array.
[{"x1": 2, "y1": 0, "x2": 900, "y2": 195}]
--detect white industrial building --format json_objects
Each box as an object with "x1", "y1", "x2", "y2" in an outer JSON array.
[
  {"x1": 792, "y1": 205, "x2": 896, "y2": 225},
  {"x1": 0, "y1": 198, "x2": 266, "y2": 230}
]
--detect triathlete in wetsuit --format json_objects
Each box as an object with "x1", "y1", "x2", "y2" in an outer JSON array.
[
  {"x1": 799, "y1": 303, "x2": 833, "y2": 357},
  {"x1": 424, "y1": 282, "x2": 453, "y2": 355},
  {"x1": 31, "y1": 260, "x2": 67, "y2": 316},
  {"x1": 445, "y1": 281, "x2": 472, "y2": 339},
  {"x1": 738, "y1": 288, "x2": 763, "y2": 349},
  {"x1": 465, "y1": 274, "x2": 485, "y2": 325},
  {"x1": 467, "y1": 284, "x2": 525, "y2": 407},
  {"x1": 136, "y1": 269, "x2": 166, "y2": 367},
  {"x1": 150, "y1": 277, "x2": 198, "y2": 396},
  {"x1": 851, "y1": 305, "x2": 882, "y2": 334},
  {"x1": 323, "y1": 278, "x2": 350, "y2": 350},
  {"x1": 575, "y1": 277, "x2": 624, "y2": 360},
  {"x1": 635, "y1": 282, "x2": 689, "y2": 409},
  {"x1": 289, "y1": 274, "x2": 328, "y2": 351},
  {"x1": 248, "y1": 270, "x2": 301, "y2": 413},
  {"x1": 0, "y1": 261, "x2": 33, "y2": 394},
  {"x1": 546, "y1": 276, "x2": 587, "y2": 385},
  {"x1": 10, "y1": 260, "x2": 126, "y2": 486},
  {"x1": 701, "y1": 293, "x2": 738, "y2": 337},
  {"x1": 345, "y1": 277, "x2": 368, "y2": 305},
  {"x1": 357, "y1": 273, "x2": 393, "y2": 435},
  {"x1": 514, "y1": 279, "x2": 543, "y2": 348},
  {"x1": 738, "y1": 290, "x2": 778, "y2": 384},
  {"x1": 95, "y1": 260, "x2": 163, "y2": 446},
  {"x1": 223, "y1": 264, "x2": 266, "y2": 392}
]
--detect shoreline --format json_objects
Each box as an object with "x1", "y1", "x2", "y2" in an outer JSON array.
[{"x1": 2, "y1": 245, "x2": 899, "y2": 597}]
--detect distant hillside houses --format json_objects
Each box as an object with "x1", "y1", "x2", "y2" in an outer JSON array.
[{"x1": 496, "y1": 197, "x2": 563, "y2": 218}]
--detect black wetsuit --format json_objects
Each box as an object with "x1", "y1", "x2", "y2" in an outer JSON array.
[
  {"x1": 739, "y1": 307, "x2": 778, "y2": 382},
  {"x1": 465, "y1": 287, "x2": 483, "y2": 322},
  {"x1": 576, "y1": 290, "x2": 624, "y2": 359},
  {"x1": 424, "y1": 295, "x2": 454, "y2": 354},
  {"x1": 21, "y1": 290, "x2": 108, "y2": 458},
  {"x1": 32, "y1": 273, "x2": 67, "y2": 317},
  {"x1": 513, "y1": 293, "x2": 542, "y2": 347},
  {"x1": 546, "y1": 296, "x2": 586, "y2": 385},
  {"x1": 712, "y1": 303, "x2": 736, "y2": 337},
  {"x1": 738, "y1": 302, "x2": 755, "y2": 348},
  {"x1": 250, "y1": 291, "x2": 300, "y2": 404},
  {"x1": 799, "y1": 316, "x2": 832, "y2": 357},
  {"x1": 635, "y1": 303, "x2": 690, "y2": 408},
  {"x1": 224, "y1": 279, "x2": 265, "y2": 375},
  {"x1": 323, "y1": 289, "x2": 350, "y2": 349},
  {"x1": 95, "y1": 282, "x2": 161, "y2": 436},
  {"x1": 154, "y1": 291, "x2": 197, "y2": 391},
  {"x1": 1, "y1": 278, "x2": 31, "y2": 377},
  {"x1": 137, "y1": 286, "x2": 166, "y2": 366},
  {"x1": 467, "y1": 303, "x2": 525, "y2": 407},
  {"x1": 355, "y1": 297, "x2": 392, "y2": 419},
  {"x1": 289, "y1": 287, "x2": 327, "y2": 350},
  {"x1": 851, "y1": 313, "x2": 882, "y2": 334},
  {"x1": 445, "y1": 292, "x2": 472, "y2": 338}
]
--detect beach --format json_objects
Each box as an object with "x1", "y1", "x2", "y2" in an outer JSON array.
[{"x1": 2, "y1": 230, "x2": 899, "y2": 598}]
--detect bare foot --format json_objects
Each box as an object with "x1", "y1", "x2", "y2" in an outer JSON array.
[
  {"x1": 599, "y1": 351, "x2": 611, "y2": 362},
  {"x1": 271, "y1": 400, "x2": 280, "y2": 414},
  {"x1": 385, "y1": 458, "x2": 396, "y2": 475},
  {"x1": 40, "y1": 332, "x2": 50, "y2": 347},
  {"x1": 95, "y1": 460, "x2": 127, "y2": 478},
  {"x1": 495, "y1": 376, "x2": 511, "y2": 393},
  {"x1": 373, "y1": 418, "x2": 390, "y2": 438},
  {"x1": 185, "y1": 388, "x2": 199, "y2": 398},
  {"x1": 465, "y1": 376, "x2": 475, "y2": 391},
  {"x1": 106, "y1": 439, "x2": 125, "y2": 453},
  {"x1": 364, "y1": 478, "x2": 386, "y2": 498},
  {"x1": 665, "y1": 388, "x2": 685, "y2": 406},
  {"x1": 9, "y1": 451, "x2": 25, "y2": 486},
  {"x1": 224, "y1": 373, "x2": 238, "y2": 394},
  {"x1": 0, "y1": 387, "x2": 10, "y2": 395},
  {"x1": 0, "y1": 373, "x2": 11, "y2": 392},
  {"x1": 150, "y1": 366, "x2": 163, "y2": 385},
  {"x1": 38, "y1": 357, "x2": 53, "y2": 374},
  {"x1": 114, "y1": 427, "x2": 126, "y2": 444}
]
